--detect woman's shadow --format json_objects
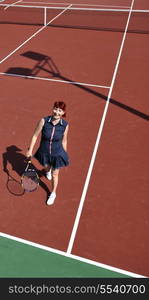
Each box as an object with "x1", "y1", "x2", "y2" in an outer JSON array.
[{"x1": 2, "y1": 145, "x2": 50, "y2": 198}]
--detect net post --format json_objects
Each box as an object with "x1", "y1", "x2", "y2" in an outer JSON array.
[{"x1": 44, "y1": 7, "x2": 47, "y2": 26}]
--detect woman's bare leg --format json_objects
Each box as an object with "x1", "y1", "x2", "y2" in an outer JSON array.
[{"x1": 51, "y1": 169, "x2": 59, "y2": 194}]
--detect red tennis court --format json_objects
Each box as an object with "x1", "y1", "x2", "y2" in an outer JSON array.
[{"x1": 0, "y1": 0, "x2": 148, "y2": 277}]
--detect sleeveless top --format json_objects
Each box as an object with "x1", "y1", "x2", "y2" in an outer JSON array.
[{"x1": 34, "y1": 116, "x2": 69, "y2": 169}]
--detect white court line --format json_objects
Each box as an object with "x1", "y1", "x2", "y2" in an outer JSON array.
[
  {"x1": 0, "y1": 4, "x2": 73, "y2": 64},
  {"x1": 22, "y1": 2, "x2": 131, "y2": 9},
  {"x1": 0, "y1": 72, "x2": 110, "y2": 89},
  {"x1": 66, "y1": 0, "x2": 136, "y2": 255},
  {"x1": 4, "y1": 0, "x2": 22, "y2": 10},
  {"x1": 0, "y1": 232, "x2": 146, "y2": 278}
]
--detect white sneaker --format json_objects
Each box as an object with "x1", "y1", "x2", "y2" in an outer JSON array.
[
  {"x1": 47, "y1": 192, "x2": 56, "y2": 205},
  {"x1": 46, "y1": 169, "x2": 52, "y2": 180}
]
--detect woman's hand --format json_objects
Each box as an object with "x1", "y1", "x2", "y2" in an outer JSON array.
[{"x1": 26, "y1": 149, "x2": 32, "y2": 158}]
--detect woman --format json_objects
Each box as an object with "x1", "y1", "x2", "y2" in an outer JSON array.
[{"x1": 26, "y1": 101, "x2": 69, "y2": 205}]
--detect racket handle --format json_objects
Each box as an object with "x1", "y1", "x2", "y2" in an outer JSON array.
[
  {"x1": 24, "y1": 157, "x2": 32, "y2": 172},
  {"x1": 25, "y1": 156, "x2": 32, "y2": 163}
]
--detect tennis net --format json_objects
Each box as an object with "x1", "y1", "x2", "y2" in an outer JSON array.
[{"x1": 0, "y1": 4, "x2": 149, "y2": 34}]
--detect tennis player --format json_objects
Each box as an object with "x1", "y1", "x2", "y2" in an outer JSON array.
[{"x1": 26, "y1": 101, "x2": 69, "y2": 205}]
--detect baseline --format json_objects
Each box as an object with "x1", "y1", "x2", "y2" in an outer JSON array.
[{"x1": 0, "y1": 232, "x2": 145, "y2": 278}]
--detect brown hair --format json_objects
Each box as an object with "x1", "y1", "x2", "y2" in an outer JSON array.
[{"x1": 53, "y1": 101, "x2": 66, "y2": 117}]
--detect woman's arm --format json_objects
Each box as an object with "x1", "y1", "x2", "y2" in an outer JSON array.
[
  {"x1": 26, "y1": 118, "x2": 44, "y2": 157},
  {"x1": 62, "y1": 124, "x2": 69, "y2": 151}
]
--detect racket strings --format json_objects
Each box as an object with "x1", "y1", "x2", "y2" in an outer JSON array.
[
  {"x1": 21, "y1": 170, "x2": 39, "y2": 192},
  {"x1": 23, "y1": 170, "x2": 39, "y2": 182}
]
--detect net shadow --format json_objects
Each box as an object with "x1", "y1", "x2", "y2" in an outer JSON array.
[
  {"x1": 0, "y1": 21, "x2": 149, "y2": 35},
  {"x1": 4, "y1": 51, "x2": 149, "y2": 122}
]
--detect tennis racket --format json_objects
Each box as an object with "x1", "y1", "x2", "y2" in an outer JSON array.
[{"x1": 21, "y1": 159, "x2": 39, "y2": 192}]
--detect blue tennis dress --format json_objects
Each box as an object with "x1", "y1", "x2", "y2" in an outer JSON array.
[{"x1": 34, "y1": 116, "x2": 69, "y2": 169}]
